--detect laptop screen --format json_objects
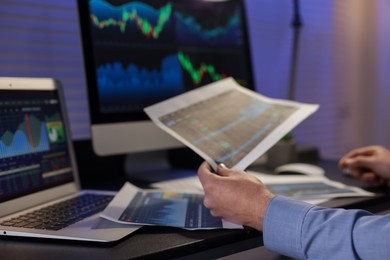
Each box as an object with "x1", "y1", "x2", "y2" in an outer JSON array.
[{"x1": 0, "y1": 89, "x2": 74, "y2": 203}]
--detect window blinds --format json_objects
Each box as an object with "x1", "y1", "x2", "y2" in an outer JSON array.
[
  {"x1": 1, "y1": 0, "x2": 389, "y2": 159},
  {"x1": 0, "y1": 0, "x2": 89, "y2": 140}
]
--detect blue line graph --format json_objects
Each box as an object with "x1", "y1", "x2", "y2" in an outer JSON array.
[
  {"x1": 97, "y1": 54, "x2": 185, "y2": 109},
  {"x1": 175, "y1": 6, "x2": 243, "y2": 46},
  {"x1": 0, "y1": 115, "x2": 50, "y2": 159}
]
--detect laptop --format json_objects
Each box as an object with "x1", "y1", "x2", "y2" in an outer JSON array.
[{"x1": 0, "y1": 77, "x2": 139, "y2": 242}]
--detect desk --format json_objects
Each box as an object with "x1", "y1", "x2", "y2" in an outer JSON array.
[{"x1": 1, "y1": 160, "x2": 390, "y2": 259}]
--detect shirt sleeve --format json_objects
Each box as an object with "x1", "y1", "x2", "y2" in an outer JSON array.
[{"x1": 263, "y1": 195, "x2": 390, "y2": 260}]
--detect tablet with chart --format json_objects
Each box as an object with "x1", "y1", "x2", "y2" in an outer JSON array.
[{"x1": 145, "y1": 78, "x2": 319, "y2": 170}]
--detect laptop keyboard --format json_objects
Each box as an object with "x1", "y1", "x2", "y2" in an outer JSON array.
[{"x1": 0, "y1": 193, "x2": 114, "y2": 231}]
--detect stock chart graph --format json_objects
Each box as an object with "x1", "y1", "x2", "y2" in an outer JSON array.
[
  {"x1": 85, "y1": 0, "x2": 251, "y2": 114},
  {"x1": 119, "y1": 191, "x2": 222, "y2": 229},
  {"x1": 0, "y1": 92, "x2": 72, "y2": 202},
  {"x1": 177, "y1": 51, "x2": 225, "y2": 86},
  {"x1": 0, "y1": 114, "x2": 50, "y2": 159},
  {"x1": 96, "y1": 52, "x2": 185, "y2": 111},
  {"x1": 175, "y1": 5, "x2": 243, "y2": 46},
  {"x1": 177, "y1": 51, "x2": 246, "y2": 87},
  {"x1": 90, "y1": 0, "x2": 174, "y2": 42}
]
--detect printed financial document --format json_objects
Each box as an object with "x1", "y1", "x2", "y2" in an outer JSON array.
[
  {"x1": 100, "y1": 182, "x2": 241, "y2": 230},
  {"x1": 145, "y1": 77, "x2": 319, "y2": 171}
]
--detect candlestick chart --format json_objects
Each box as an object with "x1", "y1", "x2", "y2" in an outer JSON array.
[
  {"x1": 178, "y1": 51, "x2": 225, "y2": 86},
  {"x1": 89, "y1": 0, "x2": 174, "y2": 42},
  {"x1": 82, "y1": 0, "x2": 253, "y2": 115},
  {"x1": 177, "y1": 51, "x2": 247, "y2": 87}
]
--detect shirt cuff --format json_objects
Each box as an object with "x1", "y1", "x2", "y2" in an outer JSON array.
[{"x1": 263, "y1": 196, "x2": 314, "y2": 259}]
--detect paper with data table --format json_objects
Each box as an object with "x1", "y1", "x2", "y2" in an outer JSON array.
[
  {"x1": 144, "y1": 77, "x2": 319, "y2": 171},
  {"x1": 100, "y1": 182, "x2": 241, "y2": 230}
]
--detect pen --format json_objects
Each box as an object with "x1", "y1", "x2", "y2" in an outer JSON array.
[
  {"x1": 243, "y1": 225, "x2": 259, "y2": 234},
  {"x1": 342, "y1": 167, "x2": 352, "y2": 176}
]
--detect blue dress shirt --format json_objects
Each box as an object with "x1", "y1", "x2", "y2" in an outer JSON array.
[{"x1": 263, "y1": 196, "x2": 390, "y2": 259}]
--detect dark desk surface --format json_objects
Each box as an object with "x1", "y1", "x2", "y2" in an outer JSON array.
[{"x1": 1, "y1": 160, "x2": 390, "y2": 260}]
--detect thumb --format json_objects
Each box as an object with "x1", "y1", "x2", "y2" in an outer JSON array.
[
  {"x1": 216, "y1": 163, "x2": 235, "y2": 177},
  {"x1": 198, "y1": 161, "x2": 214, "y2": 184}
]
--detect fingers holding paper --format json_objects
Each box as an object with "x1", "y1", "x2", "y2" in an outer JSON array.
[{"x1": 197, "y1": 161, "x2": 274, "y2": 231}]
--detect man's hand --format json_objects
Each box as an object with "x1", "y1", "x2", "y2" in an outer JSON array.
[
  {"x1": 197, "y1": 161, "x2": 274, "y2": 231},
  {"x1": 338, "y1": 145, "x2": 390, "y2": 187}
]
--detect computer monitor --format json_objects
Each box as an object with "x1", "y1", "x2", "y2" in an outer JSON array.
[{"x1": 77, "y1": 0, "x2": 255, "y2": 161}]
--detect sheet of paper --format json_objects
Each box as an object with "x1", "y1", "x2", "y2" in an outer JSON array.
[
  {"x1": 100, "y1": 182, "x2": 242, "y2": 230},
  {"x1": 144, "y1": 77, "x2": 319, "y2": 171},
  {"x1": 248, "y1": 171, "x2": 374, "y2": 200},
  {"x1": 152, "y1": 171, "x2": 374, "y2": 204}
]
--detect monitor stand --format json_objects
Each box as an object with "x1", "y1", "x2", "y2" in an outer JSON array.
[{"x1": 123, "y1": 148, "x2": 201, "y2": 184}]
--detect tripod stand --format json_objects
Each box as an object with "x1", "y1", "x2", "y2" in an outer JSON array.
[{"x1": 288, "y1": 0, "x2": 303, "y2": 100}]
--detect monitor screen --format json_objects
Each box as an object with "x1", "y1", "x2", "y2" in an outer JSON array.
[
  {"x1": 77, "y1": 0, "x2": 255, "y2": 156},
  {"x1": 0, "y1": 89, "x2": 74, "y2": 203}
]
